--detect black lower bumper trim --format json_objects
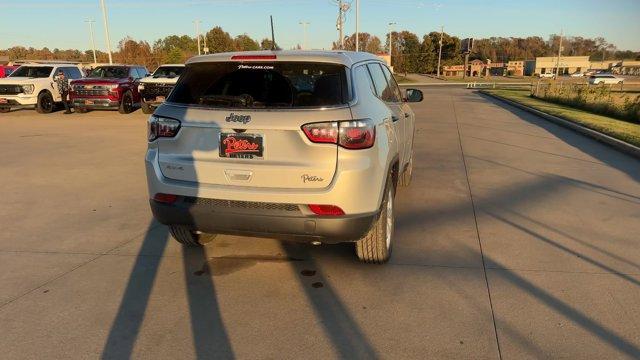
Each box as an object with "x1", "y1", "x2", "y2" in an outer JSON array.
[{"x1": 150, "y1": 199, "x2": 377, "y2": 243}]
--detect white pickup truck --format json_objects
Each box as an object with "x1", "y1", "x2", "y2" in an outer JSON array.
[{"x1": 0, "y1": 63, "x2": 83, "y2": 113}]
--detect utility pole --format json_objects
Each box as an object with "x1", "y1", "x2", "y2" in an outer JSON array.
[
  {"x1": 194, "y1": 20, "x2": 202, "y2": 56},
  {"x1": 299, "y1": 21, "x2": 310, "y2": 50},
  {"x1": 85, "y1": 20, "x2": 97, "y2": 64},
  {"x1": 437, "y1": 25, "x2": 444, "y2": 77},
  {"x1": 355, "y1": 0, "x2": 360, "y2": 51},
  {"x1": 388, "y1": 22, "x2": 396, "y2": 67},
  {"x1": 99, "y1": 0, "x2": 113, "y2": 64},
  {"x1": 338, "y1": 0, "x2": 344, "y2": 49},
  {"x1": 555, "y1": 29, "x2": 563, "y2": 78},
  {"x1": 334, "y1": 0, "x2": 350, "y2": 49}
]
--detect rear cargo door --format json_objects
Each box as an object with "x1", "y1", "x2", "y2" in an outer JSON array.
[{"x1": 155, "y1": 60, "x2": 352, "y2": 190}]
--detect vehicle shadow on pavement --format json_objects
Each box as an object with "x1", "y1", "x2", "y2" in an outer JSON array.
[
  {"x1": 478, "y1": 92, "x2": 640, "y2": 183},
  {"x1": 101, "y1": 221, "x2": 234, "y2": 359},
  {"x1": 281, "y1": 242, "x2": 379, "y2": 359},
  {"x1": 481, "y1": 249, "x2": 640, "y2": 358}
]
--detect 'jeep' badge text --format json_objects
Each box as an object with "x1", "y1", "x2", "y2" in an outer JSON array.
[{"x1": 225, "y1": 113, "x2": 251, "y2": 124}]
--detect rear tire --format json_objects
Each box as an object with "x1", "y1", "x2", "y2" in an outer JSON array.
[
  {"x1": 169, "y1": 225, "x2": 216, "y2": 246},
  {"x1": 141, "y1": 102, "x2": 154, "y2": 114},
  {"x1": 0, "y1": 106, "x2": 10, "y2": 113},
  {"x1": 118, "y1": 91, "x2": 134, "y2": 114},
  {"x1": 36, "y1": 91, "x2": 54, "y2": 114},
  {"x1": 355, "y1": 178, "x2": 394, "y2": 263},
  {"x1": 75, "y1": 108, "x2": 87, "y2": 113}
]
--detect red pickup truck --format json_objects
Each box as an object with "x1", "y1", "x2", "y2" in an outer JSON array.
[
  {"x1": 0, "y1": 65, "x2": 19, "y2": 78},
  {"x1": 70, "y1": 65, "x2": 149, "y2": 113}
]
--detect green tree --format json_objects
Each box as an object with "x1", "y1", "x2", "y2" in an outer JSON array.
[
  {"x1": 234, "y1": 34, "x2": 260, "y2": 51},
  {"x1": 335, "y1": 33, "x2": 383, "y2": 54},
  {"x1": 205, "y1": 26, "x2": 235, "y2": 53},
  {"x1": 164, "y1": 47, "x2": 183, "y2": 64}
]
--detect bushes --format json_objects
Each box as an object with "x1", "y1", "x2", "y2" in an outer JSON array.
[{"x1": 531, "y1": 83, "x2": 640, "y2": 123}]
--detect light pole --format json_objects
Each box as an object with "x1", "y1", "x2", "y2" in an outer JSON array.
[
  {"x1": 437, "y1": 25, "x2": 444, "y2": 77},
  {"x1": 85, "y1": 19, "x2": 97, "y2": 64},
  {"x1": 193, "y1": 20, "x2": 202, "y2": 56},
  {"x1": 299, "y1": 21, "x2": 310, "y2": 50},
  {"x1": 99, "y1": 0, "x2": 113, "y2": 64},
  {"x1": 388, "y1": 22, "x2": 396, "y2": 67},
  {"x1": 555, "y1": 29, "x2": 563, "y2": 78},
  {"x1": 355, "y1": 0, "x2": 360, "y2": 51}
]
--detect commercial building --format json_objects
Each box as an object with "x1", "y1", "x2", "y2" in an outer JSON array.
[
  {"x1": 442, "y1": 64, "x2": 465, "y2": 77},
  {"x1": 507, "y1": 60, "x2": 524, "y2": 76},
  {"x1": 527, "y1": 56, "x2": 590, "y2": 76}
]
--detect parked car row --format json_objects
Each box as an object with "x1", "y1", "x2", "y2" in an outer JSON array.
[
  {"x1": 534, "y1": 71, "x2": 625, "y2": 84},
  {"x1": 0, "y1": 62, "x2": 184, "y2": 114}
]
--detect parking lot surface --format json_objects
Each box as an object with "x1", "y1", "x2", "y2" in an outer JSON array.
[{"x1": 1, "y1": 88, "x2": 639, "y2": 359}]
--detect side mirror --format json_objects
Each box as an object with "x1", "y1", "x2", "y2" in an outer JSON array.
[{"x1": 405, "y1": 88, "x2": 423, "y2": 103}]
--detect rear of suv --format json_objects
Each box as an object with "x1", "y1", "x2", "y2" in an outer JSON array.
[{"x1": 146, "y1": 51, "x2": 422, "y2": 263}]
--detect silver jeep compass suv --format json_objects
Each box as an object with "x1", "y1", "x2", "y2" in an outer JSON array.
[{"x1": 145, "y1": 50, "x2": 422, "y2": 263}]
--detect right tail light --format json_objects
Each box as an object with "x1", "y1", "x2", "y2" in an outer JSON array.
[
  {"x1": 302, "y1": 119, "x2": 375, "y2": 149},
  {"x1": 148, "y1": 115, "x2": 181, "y2": 142}
]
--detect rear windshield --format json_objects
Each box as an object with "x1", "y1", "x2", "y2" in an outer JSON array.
[
  {"x1": 153, "y1": 66, "x2": 184, "y2": 78},
  {"x1": 168, "y1": 62, "x2": 350, "y2": 108},
  {"x1": 10, "y1": 66, "x2": 53, "y2": 78},
  {"x1": 89, "y1": 66, "x2": 129, "y2": 78}
]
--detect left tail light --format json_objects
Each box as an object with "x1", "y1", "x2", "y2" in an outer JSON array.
[
  {"x1": 148, "y1": 115, "x2": 181, "y2": 141},
  {"x1": 302, "y1": 119, "x2": 375, "y2": 149}
]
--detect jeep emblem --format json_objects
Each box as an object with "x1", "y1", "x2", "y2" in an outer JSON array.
[{"x1": 225, "y1": 113, "x2": 251, "y2": 124}]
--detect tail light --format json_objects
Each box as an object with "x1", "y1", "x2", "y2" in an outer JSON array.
[
  {"x1": 308, "y1": 204, "x2": 345, "y2": 216},
  {"x1": 153, "y1": 193, "x2": 178, "y2": 204},
  {"x1": 148, "y1": 115, "x2": 181, "y2": 141},
  {"x1": 302, "y1": 119, "x2": 375, "y2": 149}
]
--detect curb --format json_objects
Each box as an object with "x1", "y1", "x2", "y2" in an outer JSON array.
[{"x1": 479, "y1": 90, "x2": 640, "y2": 159}]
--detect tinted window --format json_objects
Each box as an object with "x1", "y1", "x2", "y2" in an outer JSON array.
[
  {"x1": 137, "y1": 67, "x2": 148, "y2": 78},
  {"x1": 63, "y1": 67, "x2": 82, "y2": 79},
  {"x1": 152, "y1": 66, "x2": 184, "y2": 78},
  {"x1": 354, "y1": 65, "x2": 376, "y2": 97},
  {"x1": 169, "y1": 62, "x2": 349, "y2": 108},
  {"x1": 89, "y1": 66, "x2": 128, "y2": 78},
  {"x1": 366, "y1": 63, "x2": 395, "y2": 102},
  {"x1": 380, "y1": 64, "x2": 403, "y2": 102},
  {"x1": 10, "y1": 66, "x2": 53, "y2": 78}
]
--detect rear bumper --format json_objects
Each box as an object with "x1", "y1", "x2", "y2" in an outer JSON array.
[
  {"x1": 72, "y1": 98, "x2": 119, "y2": 109},
  {"x1": 150, "y1": 198, "x2": 377, "y2": 243}
]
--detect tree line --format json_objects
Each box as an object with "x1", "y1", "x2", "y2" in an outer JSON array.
[{"x1": 2, "y1": 26, "x2": 638, "y2": 73}]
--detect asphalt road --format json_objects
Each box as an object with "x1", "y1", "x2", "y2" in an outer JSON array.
[{"x1": 1, "y1": 88, "x2": 639, "y2": 359}]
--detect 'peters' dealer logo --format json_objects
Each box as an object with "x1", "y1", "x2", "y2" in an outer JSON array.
[{"x1": 225, "y1": 113, "x2": 251, "y2": 124}]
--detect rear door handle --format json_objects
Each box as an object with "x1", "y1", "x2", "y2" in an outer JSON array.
[
  {"x1": 391, "y1": 115, "x2": 399, "y2": 122},
  {"x1": 404, "y1": 112, "x2": 411, "y2": 118}
]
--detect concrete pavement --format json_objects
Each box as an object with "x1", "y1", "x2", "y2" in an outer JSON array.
[{"x1": 1, "y1": 88, "x2": 639, "y2": 359}]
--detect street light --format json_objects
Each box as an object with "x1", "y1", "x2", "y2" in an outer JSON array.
[
  {"x1": 299, "y1": 21, "x2": 310, "y2": 50},
  {"x1": 388, "y1": 22, "x2": 396, "y2": 67},
  {"x1": 355, "y1": 0, "x2": 360, "y2": 51},
  {"x1": 99, "y1": 0, "x2": 113, "y2": 64},
  {"x1": 193, "y1": 20, "x2": 202, "y2": 56},
  {"x1": 84, "y1": 19, "x2": 97, "y2": 64}
]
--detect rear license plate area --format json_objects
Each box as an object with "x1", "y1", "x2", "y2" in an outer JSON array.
[{"x1": 219, "y1": 132, "x2": 263, "y2": 159}]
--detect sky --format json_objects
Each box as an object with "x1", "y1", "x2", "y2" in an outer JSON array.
[{"x1": 0, "y1": 0, "x2": 638, "y2": 52}]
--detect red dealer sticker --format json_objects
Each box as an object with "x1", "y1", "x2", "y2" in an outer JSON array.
[{"x1": 219, "y1": 133, "x2": 263, "y2": 159}]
